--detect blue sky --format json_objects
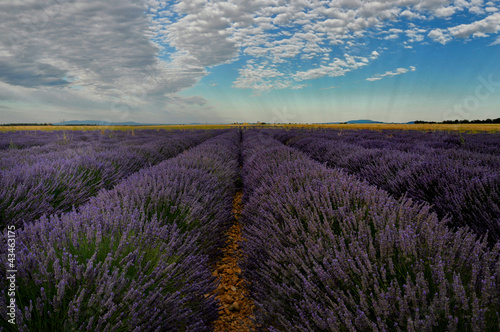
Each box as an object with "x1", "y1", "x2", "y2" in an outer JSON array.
[{"x1": 1, "y1": 0, "x2": 499, "y2": 124}]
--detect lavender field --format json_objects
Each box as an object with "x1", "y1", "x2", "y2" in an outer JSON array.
[{"x1": 1, "y1": 128, "x2": 499, "y2": 331}]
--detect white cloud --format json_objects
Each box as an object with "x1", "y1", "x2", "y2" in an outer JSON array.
[
  {"x1": 320, "y1": 85, "x2": 341, "y2": 90},
  {"x1": 232, "y1": 63, "x2": 289, "y2": 91},
  {"x1": 293, "y1": 53, "x2": 370, "y2": 82},
  {"x1": 405, "y1": 28, "x2": 427, "y2": 42},
  {"x1": 448, "y1": 12, "x2": 500, "y2": 38},
  {"x1": 383, "y1": 67, "x2": 410, "y2": 76},
  {"x1": 164, "y1": 8, "x2": 238, "y2": 67},
  {"x1": 434, "y1": 6, "x2": 457, "y2": 17},
  {"x1": 291, "y1": 83, "x2": 308, "y2": 89},
  {"x1": 400, "y1": 9, "x2": 426, "y2": 20},
  {"x1": 469, "y1": 6, "x2": 485, "y2": 14},
  {"x1": 384, "y1": 34, "x2": 400, "y2": 40},
  {"x1": 293, "y1": 65, "x2": 347, "y2": 81},
  {"x1": 428, "y1": 28, "x2": 453, "y2": 44},
  {"x1": 233, "y1": 50, "x2": 375, "y2": 93},
  {"x1": 489, "y1": 35, "x2": 500, "y2": 45},
  {"x1": 366, "y1": 65, "x2": 416, "y2": 81}
]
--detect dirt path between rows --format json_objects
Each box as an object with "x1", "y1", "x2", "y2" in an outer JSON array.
[{"x1": 212, "y1": 191, "x2": 256, "y2": 331}]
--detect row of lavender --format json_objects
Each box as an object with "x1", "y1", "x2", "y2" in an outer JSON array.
[
  {"x1": 0, "y1": 131, "x2": 71, "y2": 150},
  {"x1": 0, "y1": 130, "x2": 174, "y2": 170},
  {"x1": 269, "y1": 129, "x2": 500, "y2": 244},
  {"x1": 0, "y1": 130, "x2": 219, "y2": 229},
  {"x1": 1, "y1": 130, "x2": 240, "y2": 331},
  {"x1": 240, "y1": 131, "x2": 500, "y2": 331},
  {"x1": 272, "y1": 129, "x2": 500, "y2": 155},
  {"x1": 0, "y1": 129, "x2": 156, "y2": 151}
]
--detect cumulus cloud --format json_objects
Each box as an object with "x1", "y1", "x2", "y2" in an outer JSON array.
[
  {"x1": 448, "y1": 12, "x2": 500, "y2": 38},
  {"x1": 405, "y1": 28, "x2": 427, "y2": 42},
  {"x1": 428, "y1": 28, "x2": 453, "y2": 44},
  {"x1": 370, "y1": 50, "x2": 380, "y2": 59},
  {"x1": 293, "y1": 54, "x2": 370, "y2": 81},
  {"x1": 233, "y1": 63, "x2": 289, "y2": 91},
  {"x1": 434, "y1": 6, "x2": 457, "y2": 18},
  {"x1": 366, "y1": 65, "x2": 416, "y2": 81},
  {"x1": 163, "y1": 2, "x2": 240, "y2": 67},
  {"x1": 400, "y1": 9, "x2": 426, "y2": 20}
]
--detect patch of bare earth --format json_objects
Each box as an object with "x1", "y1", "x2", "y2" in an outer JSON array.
[{"x1": 212, "y1": 191, "x2": 256, "y2": 331}]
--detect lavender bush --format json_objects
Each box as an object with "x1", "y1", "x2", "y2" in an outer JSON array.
[
  {"x1": 95, "y1": 132, "x2": 239, "y2": 260},
  {"x1": 0, "y1": 130, "x2": 217, "y2": 229},
  {"x1": 0, "y1": 129, "x2": 138, "y2": 153},
  {"x1": 273, "y1": 129, "x2": 500, "y2": 244},
  {"x1": 1, "y1": 130, "x2": 240, "y2": 331},
  {"x1": 0, "y1": 131, "x2": 60, "y2": 150},
  {"x1": 1, "y1": 209, "x2": 216, "y2": 331},
  {"x1": 240, "y1": 131, "x2": 500, "y2": 331},
  {"x1": 0, "y1": 129, "x2": 213, "y2": 171}
]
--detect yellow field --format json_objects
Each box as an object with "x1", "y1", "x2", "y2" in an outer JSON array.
[
  {"x1": 278, "y1": 123, "x2": 500, "y2": 133},
  {"x1": 1, "y1": 123, "x2": 499, "y2": 133}
]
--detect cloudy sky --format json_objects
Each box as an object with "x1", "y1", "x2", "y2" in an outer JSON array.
[{"x1": 1, "y1": 0, "x2": 499, "y2": 124}]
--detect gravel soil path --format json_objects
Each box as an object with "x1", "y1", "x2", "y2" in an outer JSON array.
[{"x1": 212, "y1": 191, "x2": 256, "y2": 331}]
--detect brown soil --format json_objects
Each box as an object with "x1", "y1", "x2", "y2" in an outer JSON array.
[{"x1": 212, "y1": 191, "x2": 256, "y2": 331}]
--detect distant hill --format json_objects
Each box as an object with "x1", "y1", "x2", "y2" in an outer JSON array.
[
  {"x1": 319, "y1": 119, "x2": 387, "y2": 124},
  {"x1": 345, "y1": 119, "x2": 384, "y2": 124}
]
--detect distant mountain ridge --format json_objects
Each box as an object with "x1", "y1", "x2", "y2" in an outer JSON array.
[{"x1": 345, "y1": 119, "x2": 384, "y2": 124}]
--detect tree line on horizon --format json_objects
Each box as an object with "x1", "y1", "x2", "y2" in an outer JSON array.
[{"x1": 415, "y1": 118, "x2": 500, "y2": 124}]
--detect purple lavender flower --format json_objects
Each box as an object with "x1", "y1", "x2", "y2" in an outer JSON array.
[{"x1": 240, "y1": 130, "x2": 500, "y2": 331}]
